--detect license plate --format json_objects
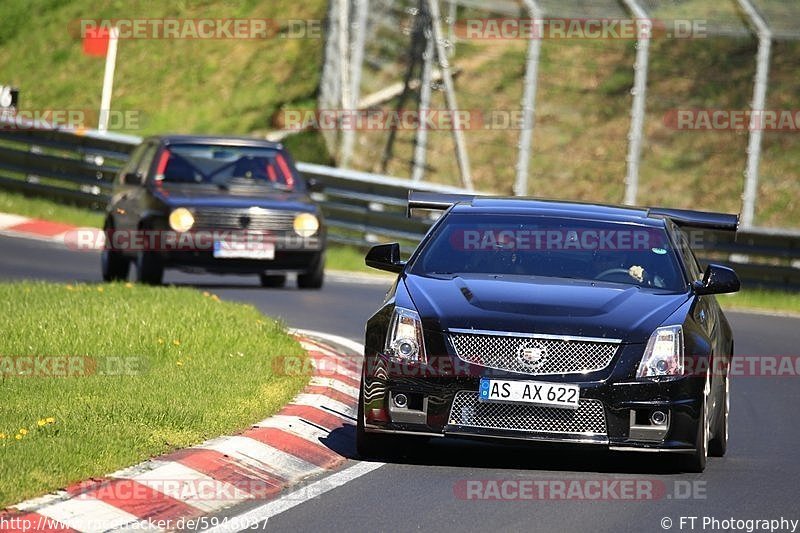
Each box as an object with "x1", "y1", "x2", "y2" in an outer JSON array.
[
  {"x1": 479, "y1": 378, "x2": 580, "y2": 410},
  {"x1": 213, "y1": 240, "x2": 275, "y2": 260}
]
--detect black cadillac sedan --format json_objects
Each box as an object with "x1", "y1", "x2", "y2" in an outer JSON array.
[
  {"x1": 102, "y1": 135, "x2": 325, "y2": 288},
  {"x1": 359, "y1": 192, "x2": 740, "y2": 472}
]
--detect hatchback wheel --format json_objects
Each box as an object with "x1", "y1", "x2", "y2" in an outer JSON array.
[{"x1": 136, "y1": 251, "x2": 163, "y2": 285}]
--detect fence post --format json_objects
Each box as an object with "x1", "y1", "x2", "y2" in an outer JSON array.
[
  {"x1": 319, "y1": 0, "x2": 344, "y2": 155},
  {"x1": 427, "y1": 0, "x2": 473, "y2": 190},
  {"x1": 621, "y1": 0, "x2": 651, "y2": 206},
  {"x1": 411, "y1": 20, "x2": 434, "y2": 183},
  {"x1": 340, "y1": 0, "x2": 369, "y2": 168},
  {"x1": 514, "y1": 0, "x2": 543, "y2": 196},
  {"x1": 737, "y1": 0, "x2": 772, "y2": 229}
]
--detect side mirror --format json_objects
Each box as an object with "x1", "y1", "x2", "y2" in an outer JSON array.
[
  {"x1": 120, "y1": 171, "x2": 143, "y2": 186},
  {"x1": 306, "y1": 178, "x2": 324, "y2": 193},
  {"x1": 365, "y1": 243, "x2": 406, "y2": 273},
  {"x1": 692, "y1": 264, "x2": 740, "y2": 295}
]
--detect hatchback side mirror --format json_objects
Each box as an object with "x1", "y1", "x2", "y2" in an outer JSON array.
[
  {"x1": 121, "y1": 171, "x2": 143, "y2": 186},
  {"x1": 692, "y1": 264, "x2": 740, "y2": 295},
  {"x1": 366, "y1": 243, "x2": 406, "y2": 273},
  {"x1": 306, "y1": 178, "x2": 324, "y2": 193}
]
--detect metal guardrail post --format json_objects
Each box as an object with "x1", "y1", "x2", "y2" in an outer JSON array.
[
  {"x1": 736, "y1": 0, "x2": 772, "y2": 230},
  {"x1": 411, "y1": 8, "x2": 434, "y2": 183},
  {"x1": 427, "y1": 0, "x2": 473, "y2": 191},
  {"x1": 621, "y1": 0, "x2": 651, "y2": 206},
  {"x1": 514, "y1": 0, "x2": 543, "y2": 197}
]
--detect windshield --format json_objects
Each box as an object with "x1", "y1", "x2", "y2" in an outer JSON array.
[
  {"x1": 410, "y1": 213, "x2": 686, "y2": 291},
  {"x1": 154, "y1": 144, "x2": 300, "y2": 191}
]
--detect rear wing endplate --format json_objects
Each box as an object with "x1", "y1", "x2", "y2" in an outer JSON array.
[
  {"x1": 647, "y1": 207, "x2": 739, "y2": 231},
  {"x1": 407, "y1": 191, "x2": 476, "y2": 217}
]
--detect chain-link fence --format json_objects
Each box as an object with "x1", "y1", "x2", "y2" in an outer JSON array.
[{"x1": 318, "y1": 0, "x2": 800, "y2": 230}]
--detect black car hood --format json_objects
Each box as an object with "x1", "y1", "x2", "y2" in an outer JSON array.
[
  {"x1": 404, "y1": 273, "x2": 690, "y2": 343},
  {"x1": 154, "y1": 184, "x2": 316, "y2": 212}
]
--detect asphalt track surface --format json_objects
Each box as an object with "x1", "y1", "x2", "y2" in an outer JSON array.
[{"x1": 3, "y1": 234, "x2": 800, "y2": 533}]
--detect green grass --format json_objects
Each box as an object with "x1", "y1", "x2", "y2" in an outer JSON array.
[
  {"x1": 718, "y1": 289, "x2": 800, "y2": 315},
  {"x1": 326, "y1": 244, "x2": 373, "y2": 274},
  {"x1": 0, "y1": 189, "x2": 104, "y2": 227},
  {"x1": 0, "y1": 281, "x2": 307, "y2": 507}
]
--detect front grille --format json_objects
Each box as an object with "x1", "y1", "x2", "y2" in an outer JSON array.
[
  {"x1": 448, "y1": 391, "x2": 607, "y2": 436},
  {"x1": 192, "y1": 208, "x2": 296, "y2": 231},
  {"x1": 449, "y1": 331, "x2": 619, "y2": 375}
]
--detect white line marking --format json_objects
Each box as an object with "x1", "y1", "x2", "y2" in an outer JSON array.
[
  {"x1": 291, "y1": 328, "x2": 365, "y2": 356},
  {"x1": 326, "y1": 271, "x2": 394, "y2": 287},
  {"x1": 201, "y1": 461, "x2": 385, "y2": 533}
]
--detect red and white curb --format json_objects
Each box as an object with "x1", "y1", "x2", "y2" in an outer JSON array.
[
  {"x1": 0, "y1": 213, "x2": 100, "y2": 248},
  {"x1": 0, "y1": 333, "x2": 362, "y2": 532}
]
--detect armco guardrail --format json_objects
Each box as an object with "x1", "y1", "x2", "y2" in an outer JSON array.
[{"x1": 0, "y1": 120, "x2": 799, "y2": 291}]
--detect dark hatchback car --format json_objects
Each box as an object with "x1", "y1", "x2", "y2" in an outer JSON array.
[
  {"x1": 359, "y1": 192, "x2": 740, "y2": 472},
  {"x1": 102, "y1": 135, "x2": 326, "y2": 288}
]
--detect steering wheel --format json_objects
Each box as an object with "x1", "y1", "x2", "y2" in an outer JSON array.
[{"x1": 595, "y1": 268, "x2": 633, "y2": 281}]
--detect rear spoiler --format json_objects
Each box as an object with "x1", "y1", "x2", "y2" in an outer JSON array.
[
  {"x1": 647, "y1": 207, "x2": 739, "y2": 232},
  {"x1": 407, "y1": 191, "x2": 739, "y2": 232},
  {"x1": 406, "y1": 191, "x2": 476, "y2": 217}
]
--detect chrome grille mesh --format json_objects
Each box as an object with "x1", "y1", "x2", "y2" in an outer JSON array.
[
  {"x1": 192, "y1": 208, "x2": 296, "y2": 231},
  {"x1": 449, "y1": 332, "x2": 618, "y2": 375},
  {"x1": 448, "y1": 391, "x2": 607, "y2": 436}
]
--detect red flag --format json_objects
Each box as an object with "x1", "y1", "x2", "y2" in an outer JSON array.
[{"x1": 83, "y1": 26, "x2": 109, "y2": 57}]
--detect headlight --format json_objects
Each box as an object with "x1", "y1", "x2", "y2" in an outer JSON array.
[
  {"x1": 293, "y1": 213, "x2": 319, "y2": 237},
  {"x1": 385, "y1": 306, "x2": 426, "y2": 363},
  {"x1": 637, "y1": 325, "x2": 684, "y2": 378},
  {"x1": 168, "y1": 208, "x2": 194, "y2": 232}
]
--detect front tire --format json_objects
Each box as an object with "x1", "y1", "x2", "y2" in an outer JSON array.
[
  {"x1": 136, "y1": 251, "x2": 163, "y2": 285},
  {"x1": 356, "y1": 384, "x2": 383, "y2": 459},
  {"x1": 708, "y1": 369, "x2": 729, "y2": 457},
  {"x1": 297, "y1": 253, "x2": 325, "y2": 290},
  {"x1": 682, "y1": 375, "x2": 711, "y2": 472},
  {"x1": 101, "y1": 225, "x2": 130, "y2": 282}
]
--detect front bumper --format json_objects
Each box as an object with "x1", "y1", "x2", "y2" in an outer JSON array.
[
  {"x1": 361, "y1": 351, "x2": 705, "y2": 452},
  {"x1": 146, "y1": 230, "x2": 324, "y2": 275},
  {"x1": 161, "y1": 249, "x2": 323, "y2": 275}
]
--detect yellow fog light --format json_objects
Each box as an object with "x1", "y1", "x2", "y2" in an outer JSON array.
[
  {"x1": 293, "y1": 213, "x2": 319, "y2": 237},
  {"x1": 169, "y1": 208, "x2": 194, "y2": 232}
]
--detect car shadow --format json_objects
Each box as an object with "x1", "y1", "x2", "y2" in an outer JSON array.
[{"x1": 320, "y1": 423, "x2": 688, "y2": 475}]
